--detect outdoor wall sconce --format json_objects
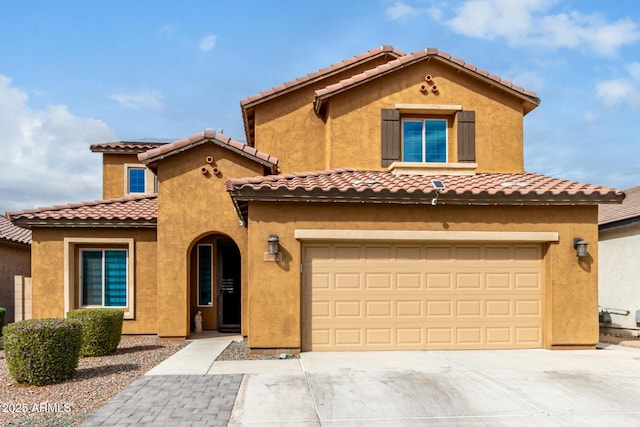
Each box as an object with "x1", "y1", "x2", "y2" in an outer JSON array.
[
  {"x1": 265, "y1": 234, "x2": 282, "y2": 262},
  {"x1": 573, "y1": 237, "x2": 589, "y2": 258},
  {"x1": 268, "y1": 234, "x2": 279, "y2": 255}
]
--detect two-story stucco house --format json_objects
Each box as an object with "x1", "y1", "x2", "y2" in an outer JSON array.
[{"x1": 8, "y1": 46, "x2": 623, "y2": 352}]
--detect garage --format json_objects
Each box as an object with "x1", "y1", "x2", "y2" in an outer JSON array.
[{"x1": 301, "y1": 242, "x2": 543, "y2": 351}]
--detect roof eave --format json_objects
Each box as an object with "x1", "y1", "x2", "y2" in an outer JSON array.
[
  {"x1": 10, "y1": 219, "x2": 158, "y2": 229},
  {"x1": 229, "y1": 190, "x2": 623, "y2": 206}
]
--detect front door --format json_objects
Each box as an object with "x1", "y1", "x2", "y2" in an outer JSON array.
[{"x1": 217, "y1": 240, "x2": 241, "y2": 332}]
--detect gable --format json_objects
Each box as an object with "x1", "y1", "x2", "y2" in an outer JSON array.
[
  {"x1": 139, "y1": 129, "x2": 278, "y2": 174},
  {"x1": 241, "y1": 45, "x2": 405, "y2": 146}
]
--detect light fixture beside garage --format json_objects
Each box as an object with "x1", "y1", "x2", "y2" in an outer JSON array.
[
  {"x1": 573, "y1": 237, "x2": 589, "y2": 258},
  {"x1": 265, "y1": 234, "x2": 282, "y2": 262}
]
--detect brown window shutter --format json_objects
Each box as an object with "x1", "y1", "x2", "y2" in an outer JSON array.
[
  {"x1": 457, "y1": 111, "x2": 476, "y2": 162},
  {"x1": 381, "y1": 109, "x2": 400, "y2": 167}
]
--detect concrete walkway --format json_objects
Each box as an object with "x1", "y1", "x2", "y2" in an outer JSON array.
[{"x1": 83, "y1": 335, "x2": 640, "y2": 426}]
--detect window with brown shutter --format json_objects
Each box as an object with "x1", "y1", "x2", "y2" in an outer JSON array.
[
  {"x1": 381, "y1": 109, "x2": 400, "y2": 167},
  {"x1": 457, "y1": 111, "x2": 475, "y2": 162}
]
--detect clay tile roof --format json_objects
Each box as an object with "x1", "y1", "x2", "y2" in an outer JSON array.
[
  {"x1": 90, "y1": 138, "x2": 173, "y2": 154},
  {"x1": 7, "y1": 195, "x2": 157, "y2": 228},
  {"x1": 0, "y1": 215, "x2": 31, "y2": 245},
  {"x1": 313, "y1": 48, "x2": 540, "y2": 115},
  {"x1": 137, "y1": 130, "x2": 279, "y2": 172},
  {"x1": 226, "y1": 169, "x2": 623, "y2": 206},
  {"x1": 599, "y1": 185, "x2": 639, "y2": 226},
  {"x1": 239, "y1": 45, "x2": 405, "y2": 108}
]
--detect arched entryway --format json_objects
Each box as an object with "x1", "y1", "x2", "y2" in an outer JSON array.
[{"x1": 189, "y1": 234, "x2": 241, "y2": 333}]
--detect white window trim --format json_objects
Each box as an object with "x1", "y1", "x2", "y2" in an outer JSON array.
[
  {"x1": 64, "y1": 237, "x2": 135, "y2": 319},
  {"x1": 401, "y1": 118, "x2": 448, "y2": 163},
  {"x1": 197, "y1": 244, "x2": 214, "y2": 307},
  {"x1": 124, "y1": 163, "x2": 155, "y2": 195},
  {"x1": 79, "y1": 248, "x2": 128, "y2": 309}
]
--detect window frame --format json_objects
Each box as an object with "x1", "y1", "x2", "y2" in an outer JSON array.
[
  {"x1": 64, "y1": 237, "x2": 135, "y2": 320},
  {"x1": 79, "y1": 248, "x2": 128, "y2": 308},
  {"x1": 124, "y1": 164, "x2": 156, "y2": 195},
  {"x1": 197, "y1": 244, "x2": 214, "y2": 307},
  {"x1": 127, "y1": 167, "x2": 146, "y2": 194},
  {"x1": 400, "y1": 117, "x2": 449, "y2": 163}
]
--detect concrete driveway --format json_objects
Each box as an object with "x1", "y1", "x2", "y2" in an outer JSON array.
[{"x1": 226, "y1": 344, "x2": 640, "y2": 426}]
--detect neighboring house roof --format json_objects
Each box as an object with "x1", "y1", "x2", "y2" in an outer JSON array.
[
  {"x1": 226, "y1": 169, "x2": 623, "y2": 224},
  {"x1": 90, "y1": 138, "x2": 173, "y2": 154},
  {"x1": 138, "y1": 129, "x2": 279, "y2": 173},
  {"x1": 7, "y1": 195, "x2": 157, "y2": 228},
  {"x1": 240, "y1": 45, "x2": 405, "y2": 146},
  {"x1": 0, "y1": 215, "x2": 31, "y2": 245},
  {"x1": 313, "y1": 48, "x2": 540, "y2": 115},
  {"x1": 599, "y1": 185, "x2": 639, "y2": 230}
]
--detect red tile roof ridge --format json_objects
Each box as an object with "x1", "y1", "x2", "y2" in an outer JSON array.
[
  {"x1": 0, "y1": 215, "x2": 31, "y2": 245},
  {"x1": 7, "y1": 194, "x2": 157, "y2": 217},
  {"x1": 137, "y1": 130, "x2": 279, "y2": 167},
  {"x1": 314, "y1": 48, "x2": 539, "y2": 106},
  {"x1": 240, "y1": 45, "x2": 405, "y2": 107}
]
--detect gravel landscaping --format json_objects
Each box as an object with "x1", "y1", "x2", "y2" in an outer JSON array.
[
  {"x1": 0, "y1": 335, "x2": 186, "y2": 427},
  {"x1": 216, "y1": 339, "x2": 299, "y2": 361}
]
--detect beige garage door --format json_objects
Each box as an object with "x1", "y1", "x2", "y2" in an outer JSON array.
[{"x1": 301, "y1": 243, "x2": 543, "y2": 351}]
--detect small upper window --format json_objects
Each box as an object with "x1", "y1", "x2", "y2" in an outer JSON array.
[
  {"x1": 402, "y1": 119, "x2": 447, "y2": 163},
  {"x1": 128, "y1": 168, "x2": 146, "y2": 193}
]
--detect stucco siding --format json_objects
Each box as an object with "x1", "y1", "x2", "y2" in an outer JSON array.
[
  {"x1": 246, "y1": 203, "x2": 599, "y2": 350},
  {"x1": 0, "y1": 243, "x2": 31, "y2": 323},
  {"x1": 155, "y1": 142, "x2": 265, "y2": 338},
  {"x1": 30, "y1": 228, "x2": 158, "y2": 334},
  {"x1": 599, "y1": 223, "x2": 640, "y2": 331}
]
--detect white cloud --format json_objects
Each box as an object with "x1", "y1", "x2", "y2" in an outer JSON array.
[
  {"x1": 109, "y1": 88, "x2": 164, "y2": 111},
  {"x1": 443, "y1": 0, "x2": 640, "y2": 56},
  {"x1": 596, "y1": 78, "x2": 640, "y2": 109},
  {"x1": 596, "y1": 63, "x2": 640, "y2": 109},
  {"x1": 0, "y1": 75, "x2": 115, "y2": 213},
  {"x1": 386, "y1": 0, "x2": 442, "y2": 22},
  {"x1": 199, "y1": 34, "x2": 217, "y2": 52},
  {"x1": 386, "y1": 1, "x2": 416, "y2": 21}
]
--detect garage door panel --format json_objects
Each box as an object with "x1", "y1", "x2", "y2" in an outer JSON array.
[
  {"x1": 335, "y1": 273, "x2": 361, "y2": 289},
  {"x1": 426, "y1": 273, "x2": 453, "y2": 289},
  {"x1": 366, "y1": 301, "x2": 392, "y2": 317},
  {"x1": 302, "y1": 242, "x2": 543, "y2": 351},
  {"x1": 365, "y1": 273, "x2": 392, "y2": 289}
]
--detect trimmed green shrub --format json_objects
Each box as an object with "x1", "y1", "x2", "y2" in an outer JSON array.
[
  {"x1": 0, "y1": 307, "x2": 5, "y2": 329},
  {"x1": 67, "y1": 308, "x2": 124, "y2": 356},
  {"x1": 3, "y1": 318, "x2": 82, "y2": 386}
]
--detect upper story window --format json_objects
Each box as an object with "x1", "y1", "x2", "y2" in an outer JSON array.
[
  {"x1": 402, "y1": 119, "x2": 447, "y2": 163},
  {"x1": 128, "y1": 167, "x2": 146, "y2": 193},
  {"x1": 124, "y1": 164, "x2": 156, "y2": 195},
  {"x1": 381, "y1": 108, "x2": 475, "y2": 168}
]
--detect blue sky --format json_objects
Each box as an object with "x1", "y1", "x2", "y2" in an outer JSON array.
[{"x1": 1, "y1": 0, "x2": 639, "y2": 213}]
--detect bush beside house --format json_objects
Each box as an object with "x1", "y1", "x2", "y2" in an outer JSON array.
[
  {"x1": 67, "y1": 308, "x2": 124, "y2": 356},
  {"x1": 3, "y1": 318, "x2": 82, "y2": 386}
]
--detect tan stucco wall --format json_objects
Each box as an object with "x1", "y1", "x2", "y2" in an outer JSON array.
[
  {"x1": 102, "y1": 154, "x2": 154, "y2": 199},
  {"x1": 252, "y1": 55, "x2": 402, "y2": 173},
  {"x1": 253, "y1": 59, "x2": 526, "y2": 174},
  {"x1": 0, "y1": 242, "x2": 31, "y2": 323},
  {"x1": 326, "y1": 60, "x2": 525, "y2": 173},
  {"x1": 30, "y1": 227, "x2": 158, "y2": 334},
  {"x1": 155, "y1": 143, "x2": 265, "y2": 338},
  {"x1": 246, "y1": 202, "x2": 599, "y2": 350}
]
